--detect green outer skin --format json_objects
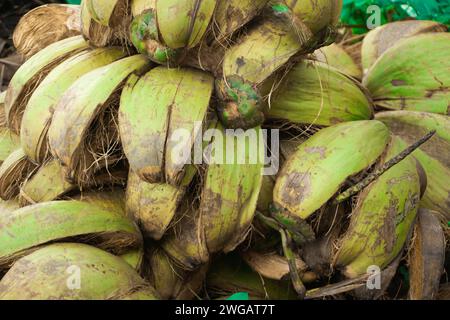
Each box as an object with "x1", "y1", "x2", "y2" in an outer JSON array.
[
  {"x1": 119, "y1": 67, "x2": 213, "y2": 185},
  {"x1": 207, "y1": 253, "x2": 297, "y2": 300},
  {"x1": 120, "y1": 247, "x2": 144, "y2": 271},
  {"x1": 213, "y1": 0, "x2": 269, "y2": 39},
  {"x1": 20, "y1": 159, "x2": 75, "y2": 204},
  {"x1": 0, "y1": 200, "x2": 142, "y2": 268},
  {"x1": 0, "y1": 128, "x2": 20, "y2": 164},
  {"x1": 261, "y1": 60, "x2": 372, "y2": 126},
  {"x1": 20, "y1": 47, "x2": 126, "y2": 163},
  {"x1": 314, "y1": 43, "x2": 362, "y2": 79},
  {"x1": 156, "y1": 0, "x2": 216, "y2": 49},
  {"x1": 376, "y1": 111, "x2": 450, "y2": 219},
  {"x1": 0, "y1": 243, "x2": 158, "y2": 300},
  {"x1": 200, "y1": 125, "x2": 264, "y2": 254},
  {"x1": 361, "y1": 20, "x2": 447, "y2": 73},
  {"x1": 335, "y1": 137, "x2": 421, "y2": 278},
  {"x1": 223, "y1": 18, "x2": 302, "y2": 85},
  {"x1": 283, "y1": 0, "x2": 343, "y2": 34},
  {"x1": 363, "y1": 33, "x2": 450, "y2": 115},
  {"x1": 126, "y1": 170, "x2": 186, "y2": 240},
  {"x1": 273, "y1": 120, "x2": 390, "y2": 221},
  {"x1": 48, "y1": 55, "x2": 149, "y2": 170},
  {"x1": 4, "y1": 36, "x2": 88, "y2": 131}
]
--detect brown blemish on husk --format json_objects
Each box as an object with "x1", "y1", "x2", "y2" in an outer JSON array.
[{"x1": 280, "y1": 172, "x2": 312, "y2": 207}]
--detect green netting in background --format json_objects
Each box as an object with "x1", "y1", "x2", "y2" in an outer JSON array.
[{"x1": 341, "y1": 0, "x2": 450, "y2": 34}]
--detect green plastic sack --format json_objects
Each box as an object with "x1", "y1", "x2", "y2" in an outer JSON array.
[
  {"x1": 66, "y1": 0, "x2": 81, "y2": 4},
  {"x1": 341, "y1": 0, "x2": 450, "y2": 34}
]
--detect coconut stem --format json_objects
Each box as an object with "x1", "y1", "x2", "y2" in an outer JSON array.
[
  {"x1": 334, "y1": 130, "x2": 436, "y2": 204},
  {"x1": 256, "y1": 212, "x2": 306, "y2": 299}
]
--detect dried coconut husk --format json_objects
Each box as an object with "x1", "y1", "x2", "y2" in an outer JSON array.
[
  {"x1": 4, "y1": 36, "x2": 88, "y2": 134},
  {"x1": 81, "y1": 0, "x2": 132, "y2": 48},
  {"x1": 437, "y1": 284, "x2": 450, "y2": 300},
  {"x1": 408, "y1": 208, "x2": 445, "y2": 300},
  {"x1": 13, "y1": 4, "x2": 82, "y2": 59},
  {"x1": 144, "y1": 247, "x2": 208, "y2": 300},
  {"x1": 241, "y1": 250, "x2": 317, "y2": 283},
  {"x1": 0, "y1": 148, "x2": 38, "y2": 201},
  {"x1": 48, "y1": 55, "x2": 149, "y2": 186}
]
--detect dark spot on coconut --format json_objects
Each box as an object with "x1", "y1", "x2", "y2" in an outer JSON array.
[
  {"x1": 391, "y1": 79, "x2": 405, "y2": 86},
  {"x1": 235, "y1": 57, "x2": 245, "y2": 68},
  {"x1": 281, "y1": 172, "x2": 312, "y2": 208}
]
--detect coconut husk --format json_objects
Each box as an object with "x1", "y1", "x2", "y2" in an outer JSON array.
[
  {"x1": 0, "y1": 243, "x2": 158, "y2": 300},
  {"x1": 0, "y1": 127, "x2": 20, "y2": 165},
  {"x1": 241, "y1": 250, "x2": 317, "y2": 283},
  {"x1": 144, "y1": 247, "x2": 208, "y2": 300},
  {"x1": 314, "y1": 43, "x2": 362, "y2": 79},
  {"x1": 81, "y1": 0, "x2": 132, "y2": 48},
  {"x1": 4, "y1": 36, "x2": 88, "y2": 134},
  {"x1": 363, "y1": 33, "x2": 450, "y2": 115},
  {"x1": 0, "y1": 198, "x2": 142, "y2": 270},
  {"x1": 361, "y1": 20, "x2": 447, "y2": 74},
  {"x1": 376, "y1": 111, "x2": 450, "y2": 220},
  {"x1": 408, "y1": 209, "x2": 445, "y2": 300},
  {"x1": 47, "y1": 55, "x2": 149, "y2": 186},
  {"x1": 260, "y1": 59, "x2": 373, "y2": 127},
  {"x1": 19, "y1": 159, "x2": 76, "y2": 206},
  {"x1": 334, "y1": 136, "x2": 421, "y2": 278},
  {"x1": 0, "y1": 148, "x2": 38, "y2": 201},
  {"x1": 13, "y1": 4, "x2": 82, "y2": 59}
]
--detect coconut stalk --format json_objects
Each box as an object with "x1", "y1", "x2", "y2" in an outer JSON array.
[
  {"x1": 364, "y1": 33, "x2": 450, "y2": 115},
  {"x1": 13, "y1": 4, "x2": 82, "y2": 59},
  {"x1": 334, "y1": 136, "x2": 422, "y2": 278},
  {"x1": 376, "y1": 111, "x2": 450, "y2": 222},
  {"x1": 19, "y1": 159, "x2": 76, "y2": 206},
  {"x1": 0, "y1": 198, "x2": 142, "y2": 270},
  {"x1": 314, "y1": 43, "x2": 362, "y2": 79},
  {"x1": 260, "y1": 59, "x2": 373, "y2": 126},
  {"x1": 119, "y1": 67, "x2": 213, "y2": 185},
  {"x1": 0, "y1": 148, "x2": 38, "y2": 201},
  {"x1": 408, "y1": 209, "x2": 445, "y2": 300},
  {"x1": 47, "y1": 55, "x2": 149, "y2": 186},
  {"x1": 21, "y1": 47, "x2": 127, "y2": 164},
  {"x1": 272, "y1": 121, "x2": 390, "y2": 232},
  {"x1": 81, "y1": 0, "x2": 131, "y2": 47},
  {"x1": 0, "y1": 243, "x2": 158, "y2": 300},
  {"x1": 4, "y1": 36, "x2": 89, "y2": 134},
  {"x1": 361, "y1": 20, "x2": 447, "y2": 74}
]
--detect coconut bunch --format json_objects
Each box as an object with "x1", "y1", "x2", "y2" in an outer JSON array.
[{"x1": 1, "y1": 1, "x2": 449, "y2": 300}]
